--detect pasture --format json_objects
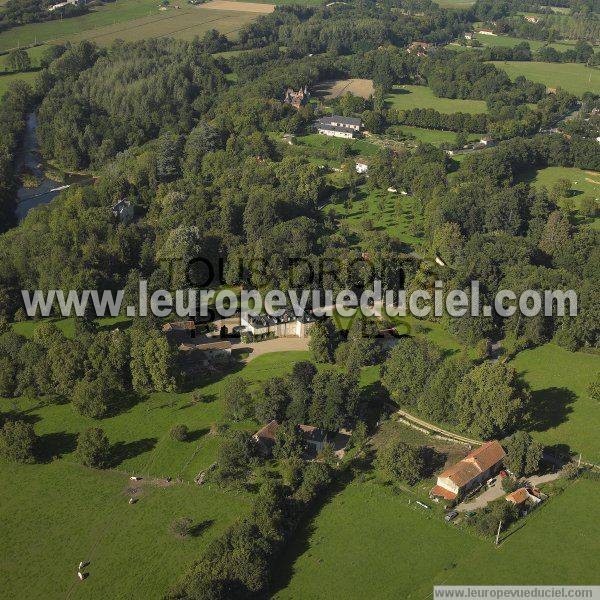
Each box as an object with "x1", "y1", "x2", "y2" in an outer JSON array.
[
  {"x1": 274, "y1": 473, "x2": 600, "y2": 598},
  {"x1": 0, "y1": 0, "x2": 263, "y2": 50},
  {"x1": 512, "y1": 343, "x2": 600, "y2": 464},
  {"x1": 386, "y1": 85, "x2": 488, "y2": 114},
  {"x1": 0, "y1": 461, "x2": 251, "y2": 599},
  {"x1": 472, "y1": 33, "x2": 583, "y2": 53},
  {"x1": 491, "y1": 60, "x2": 600, "y2": 96},
  {"x1": 0, "y1": 44, "x2": 47, "y2": 71},
  {"x1": 392, "y1": 125, "x2": 481, "y2": 146},
  {"x1": 0, "y1": 350, "x2": 309, "y2": 599}
]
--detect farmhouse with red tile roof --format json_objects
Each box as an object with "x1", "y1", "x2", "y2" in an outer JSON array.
[{"x1": 430, "y1": 440, "x2": 506, "y2": 501}]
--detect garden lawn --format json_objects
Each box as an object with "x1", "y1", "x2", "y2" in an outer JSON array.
[
  {"x1": 0, "y1": 460, "x2": 251, "y2": 600},
  {"x1": 491, "y1": 60, "x2": 600, "y2": 96},
  {"x1": 523, "y1": 165, "x2": 600, "y2": 230},
  {"x1": 512, "y1": 343, "x2": 600, "y2": 464},
  {"x1": 274, "y1": 474, "x2": 600, "y2": 598},
  {"x1": 294, "y1": 133, "x2": 378, "y2": 162},
  {"x1": 386, "y1": 85, "x2": 488, "y2": 114}
]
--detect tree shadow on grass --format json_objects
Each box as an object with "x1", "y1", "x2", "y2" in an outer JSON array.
[
  {"x1": 526, "y1": 387, "x2": 576, "y2": 433},
  {"x1": 189, "y1": 519, "x2": 214, "y2": 538},
  {"x1": 270, "y1": 461, "x2": 368, "y2": 596},
  {"x1": 110, "y1": 437, "x2": 157, "y2": 467},
  {"x1": 36, "y1": 431, "x2": 78, "y2": 462},
  {"x1": 186, "y1": 428, "x2": 210, "y2": 442}
]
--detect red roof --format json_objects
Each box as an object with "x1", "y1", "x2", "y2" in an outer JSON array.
[
  {"x1": 438, "y1": 441, "x2": 505, "y2": 488},
  {"x1": 430, "y1": 485, "x2": 457, "y2": 501},
  {"x1": 506, "y1": 488, "x2": 529, "y2": 505}
]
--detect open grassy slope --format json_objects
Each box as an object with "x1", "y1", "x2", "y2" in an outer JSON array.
[
  {"x1": 524, "y1": 165, "x2": 600, "y2": 230},
  {"x1": 0, "y1": 461, "x2": 251, "y2": 600},
  {"x1": 0, "y1": 350, "x2": 309, "y2": 599},
  {"x1": 0, "y1": 0, "x2": 261, "y2": 50},
  {"x1": 491, "y1": 61, "x2": 600, "y2": 96},
  {"x1": 387, "y1": 85, "x2": 488, "y2": 114},
  {"x1": 0, "y1": 69, "x2": 37, "y2": 97},
  {"x1": 274, "y1": 476, "x2": 599, "y2": 598},
  {"x1": 512, "y1": 344, "x2": 600, "y2": 464}
]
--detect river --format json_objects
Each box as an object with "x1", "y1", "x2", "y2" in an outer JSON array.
[{"x1": 16, "y1": 113, "x2": 92, "y2": 220}]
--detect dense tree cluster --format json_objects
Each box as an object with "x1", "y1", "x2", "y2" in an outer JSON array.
[
  {"x1": 0, "y1": 80, "x2": 33, "y2": 232},
  {"x1": 169, "y1": 470, "x2": 332, "y2": 599}
]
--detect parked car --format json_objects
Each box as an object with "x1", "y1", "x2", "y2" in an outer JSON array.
[
  {"x1": 487, "y1": 477, "x2": 497, "y2": 487},
  {"x1": 445, "y1": 510, "x2": 458, "y2": 522}
]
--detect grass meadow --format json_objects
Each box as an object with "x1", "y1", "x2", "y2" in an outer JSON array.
[
  {"x1": 386, "y1": 85, "x2": 488, "y2": 114},
  {"x1": 472, "y1": 33, "x2": 584, "y2": 53},
  {"x1": 0, "y1": 0, "x2": 260, "y2": 50},
  {"x1": 524, "y1": 165, "x2": 600, "y2": 229},
  {"x1": 491, "y1": 60, "x2": 600, "y2": 96},
  {"x1": 0, "y1": 348, "x2": 309, "y2": 598},
  {"x1": 512, "y1": 344, "x2": 600, "y2": 464},
  {"x1": 274, "y1": 476, "x2": 600, "y2": 598},
  {"x1": 394, "y1": 125, "x2": 481, "y2": 146}
]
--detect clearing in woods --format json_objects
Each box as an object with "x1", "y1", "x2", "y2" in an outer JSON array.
[{"x1": 314, "y1": 78, "x2": 376, "y2": 100}]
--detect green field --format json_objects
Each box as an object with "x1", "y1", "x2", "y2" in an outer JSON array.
[
  {"x1": 0, "y1": 350, "x2": 311, "y2": 598},
  {"x1": 0, "y1": 0, "x2": 160, "y2": 50},
  {"x1": 65, "y1": 6, "x2": 260, "y2": 46},
  {"x1": 0, "y1": 44, "x2": 47, "y2": 71},
  {"x1": 0, "y1": 0, "x2": 260, "y2": 51},
  {"x1": 275, "y1": 475, "x2": 600, "y2": 597},
  {"x1": 387, "y1": 85, "x2": 488, "y2": 114},
  {"x1": 525, "y1": 165, "x2": 600, "y2": 229},
  {"x1": 394, "y1": 125, "x2": 481, "y2": 146},
  {"x1": 289, "y1": 133, "x2": 379, "y2": 168},
  {"x1": 0, "y1": 461, "x2": 251, "y2": 599},
  {"x1": 0, "y1": 69, "x2": 38, "y2": 98},
  {"x1": 512, "y1": 343, "x2": 600, "y2": 464},
  {"x1": 491, "y1": 60, "x2": 600, "y2": 96},
  {"x1": 327, "y1": 183, "x2": 424, "y2": 248},
  {"x1": 473, "y1": 33, "x2": 582, "y2": 53}
]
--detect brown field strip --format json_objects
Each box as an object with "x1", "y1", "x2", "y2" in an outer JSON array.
[{"x1": 200, "y1": 0, "x2": 274, "y2": 12}]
